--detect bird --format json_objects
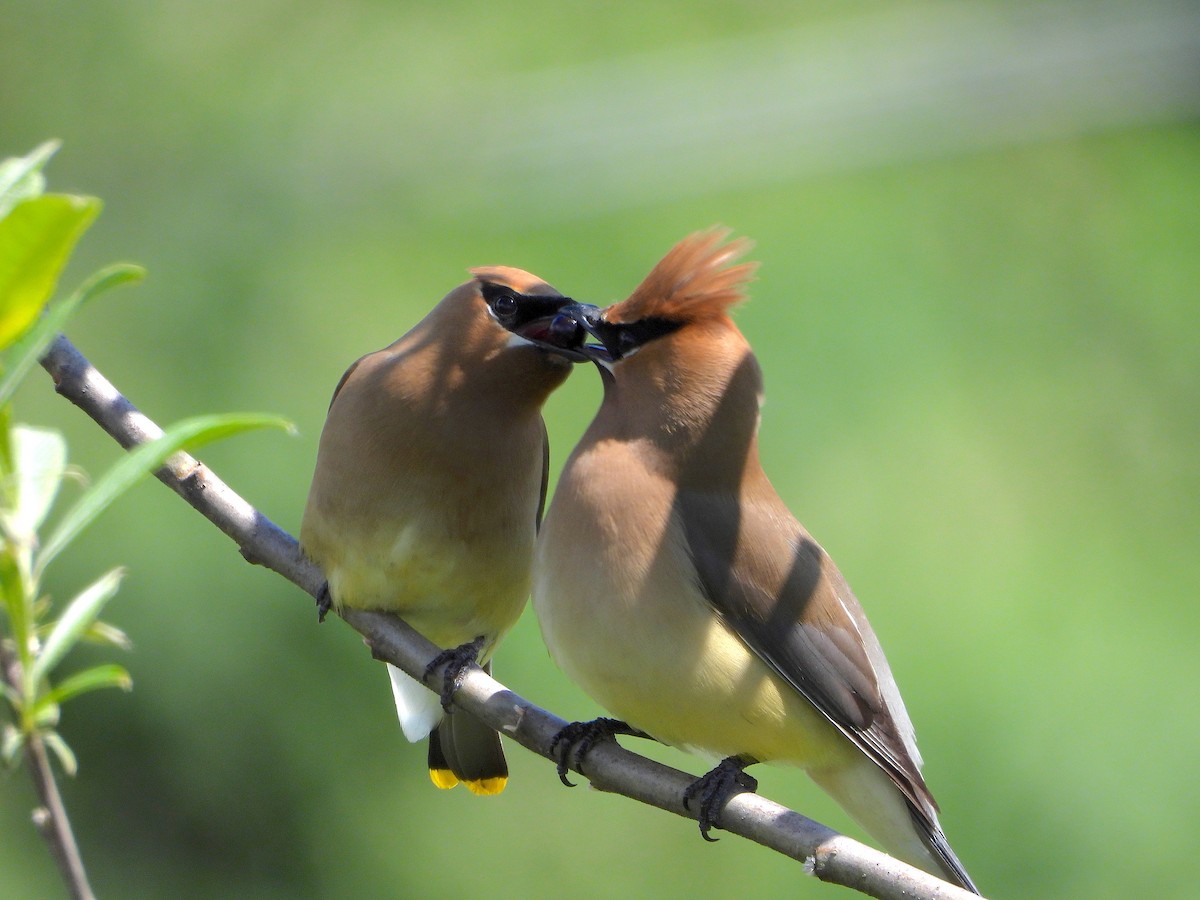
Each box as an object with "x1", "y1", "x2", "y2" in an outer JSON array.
[
  {"x1": 300, "y1": 265, "x2": 583, "y2": 796},
  {"x1": 529, "y1": 229, "x2": 979, "y2": 891}
]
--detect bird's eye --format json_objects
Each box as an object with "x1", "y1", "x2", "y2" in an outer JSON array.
[
  {"x1": 492, "y1": 292, "x2": 519, "y2": 318},
  {"x1": 617, "y1": 329, "x2": 639, "y2": 356}
]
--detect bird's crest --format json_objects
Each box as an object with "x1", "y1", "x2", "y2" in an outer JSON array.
[{"x1": 605, "y1": 228, "x2": 757, "y2": 325}]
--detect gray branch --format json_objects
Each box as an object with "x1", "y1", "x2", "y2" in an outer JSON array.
[
  {"x1": 1, "y1": 643, "x2": 96, "y2": 900},
  {"x1": 40, "y1": 332, "x2": 982, "y2": 900}
]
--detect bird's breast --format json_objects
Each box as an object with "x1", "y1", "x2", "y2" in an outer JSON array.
[
  {"x1": 302, "y1": 465, "x2": 536, "y2": 650},
  {"x1": 534, "y1": 441, "x2": 849, "y2": 766}
]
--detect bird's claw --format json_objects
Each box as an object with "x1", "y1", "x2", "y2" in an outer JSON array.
[
  {"x1": 423, "y1": 636, "x2": 486, "y2": 711},
  {"x1": 549, "y1": 718, "x2": 645, "y2": 787},
  {"x1": 682, "y1": 756, "x2": 759, "y2": 842},
  {"x1": 316, "y1": 582, "x2": 332, "y2": 623}
]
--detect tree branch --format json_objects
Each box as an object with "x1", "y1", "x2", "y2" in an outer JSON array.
[
  {"x1": 39, "y1": 332, "x2": 982, "y2": 900},
  {"x1": 1, "y1": 642, "x2": 96, "y2": 900}
]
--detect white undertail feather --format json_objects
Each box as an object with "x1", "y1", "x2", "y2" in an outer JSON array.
[
  {"x1": 387, "y1": 664, "x2": 443, "y2": 742},
  {"x1": 809, "y1": 756, "x2": 944, "y2": 877}
]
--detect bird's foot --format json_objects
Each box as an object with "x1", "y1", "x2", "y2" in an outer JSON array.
[
  {"x1": 422, "y1": 636, "x2": 486, "y2": 711},
  {"x1": 549, "y1": 718, "x2": 653, "y2": 787},
  {"x1": 682, "y1": 755, "x2": 758, "y2": 842},
  {"x1": 316, "y1": 582, "x2": 332, "y2": 623}
]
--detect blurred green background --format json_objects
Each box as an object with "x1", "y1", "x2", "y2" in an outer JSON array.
[{"x1": 3, "y1": 1, "x2": 1198, "y2": 897}]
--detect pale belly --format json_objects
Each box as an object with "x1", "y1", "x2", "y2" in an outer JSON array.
[
  {"x1": 310, "y1": 516, "x2": 531, "y2": 652},
  {"x1": 534, "y1": 449, "x2": 854, "y2": 769}
]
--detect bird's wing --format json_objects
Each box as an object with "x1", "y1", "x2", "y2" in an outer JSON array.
[
  {"x1": 536, "y1": 417, "x2": 551, "y2": 532},
  {"x1": 327, "y1": 354, "x2": 367, "y2": 410},
  {"x1": 678, "y1": 489, "x2": 937, "y2": 818}
]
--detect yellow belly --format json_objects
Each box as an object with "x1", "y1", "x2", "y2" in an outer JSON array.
[
  {"x1": 304, "y1": 509, "x2": 531, "y2": 653},
  {"x1": 538, "y1": 562, "x2": 852, "y2": 767},
  {"x1": 535, "y1": 444, "x2": 855, "y2": 769}
]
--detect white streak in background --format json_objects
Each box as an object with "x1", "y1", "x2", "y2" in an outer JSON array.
[{"x1": 299, "y1": 1, "x2": 1200, "y2": 216}]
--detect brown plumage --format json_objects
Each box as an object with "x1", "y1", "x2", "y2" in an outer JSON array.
[
  {"x1": 301, "y1": 266, "x2": 576, "y2": 795},
  {"x1": 532, "y1": 229, "x2": 979, "y2": 891},
  {"x1": 605, "y1": 227, "x2": 757, "y2": 324}
]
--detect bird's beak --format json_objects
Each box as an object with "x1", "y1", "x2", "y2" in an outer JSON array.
[
  {"x1": 512, "y1": 301, "x2": 604, "y2": 363},
  {"x1": 548, "y1": 302, "x2": 613, "y2": 365}
]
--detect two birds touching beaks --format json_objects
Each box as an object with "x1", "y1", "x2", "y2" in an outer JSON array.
[{"x1": 299, "y1": 228, "x2": 980, "y2": 894}]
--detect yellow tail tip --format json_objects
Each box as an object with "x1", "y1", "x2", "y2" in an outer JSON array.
[
  {"x1": 465, "y1": 776, "x2": 507, "y2": 796},
  {"x1": 429, "y1": 768, "x2": 460, "y2": 790}
]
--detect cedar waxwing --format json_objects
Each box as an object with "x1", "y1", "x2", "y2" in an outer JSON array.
[
  {"x1": 300, "y1": 267, "x2": 582, "y2": 795},
  {"x1": 530, "y1": 230, "x2": 979, "y2": 892}
]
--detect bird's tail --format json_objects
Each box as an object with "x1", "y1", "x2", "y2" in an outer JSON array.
[
  {"x1": 387, "y1": 663, "x2": 443, "y2": 741},
  {"x1": 386, "y1": 662, "x2": 508, "y2": 795},
  {"x1": 427, "y1": 708, "x2": 508, "y2": 795},
  {"x1": 810, "y1": 757, "x2": 979, "y2": 894},
  {"x1": 912, "y1": 805, "x2": 980, "y2": 894}
]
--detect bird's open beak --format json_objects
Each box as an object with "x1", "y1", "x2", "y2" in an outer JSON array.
[
  {"x1": 542, "y1": 302, "x2": 613, "y2": 364},
  {"x1": 512, "y1": 302, "x2": 605, "y2": 363}
]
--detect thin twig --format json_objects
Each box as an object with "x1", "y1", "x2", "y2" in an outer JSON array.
[
  {"x1": 39, "y1": 332, "x2": 982, "y2": 900},
  {"x1": 1, "y1": 642, "x2": 96, "y2": 900}
]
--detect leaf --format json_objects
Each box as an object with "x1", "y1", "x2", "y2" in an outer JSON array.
[
  {"x1": 5, "y1": 425, "x2": 68, "y2": 542},
  {"x1": 28, "y1": 567, "x2": 124, "y2": 687},
  {"x1": 32, "y1": 700, "x2": 60, "y2": 728},
  {"x1": 0, "y1": 549, "x2": 31, "y2": 673},
  {"x1": 83, "y1": 619, "x2": 133, "y2": 651},
  {"x1": 0, "y1": 403, "x2": 14, "y2": 499},
  {"x1": 0, "y1": 140, "x2": 58, "y2": 219},
  {"x1": 0, "y1": 193, "x2": 101, "y2": 349},
  {"x1": 41, "y1": 730, "x2": 77, "y2": 776},
  {"x1": 34, "y1": 412, "x2": 293, "y2": 575},
  {"x1": 2, "y1": 724, "x2": 24, "y2": 766},
  {"x1": 0, "y1": 262, "x2": 146, "y2": 409},
  {"x1": 1, "y1": 681, "x2": 21, "y2": 709},
  {"x1": 33, "y1": 664, "x2": 131, "y2": 712}
]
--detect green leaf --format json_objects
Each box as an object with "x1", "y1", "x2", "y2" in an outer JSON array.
[
  {"x1": 33, "y1": 664, "x2": 131, "y2": 712},
  {"x1": 32, "y1": 700, "x2": 60, "y2": 729},
  {"x1": 0, "y1": 262, "x2": 146, "y2": 409},
  {"x1": 28, "y1": 567, "x2": 124, "y2": 687},
  {"x1": 83, "y1": 619, "x2": 133, "y2": 651},
  {"x1": 0, "y1": 141, "x2": 59, "y2": 219},
  {"x1": 34, "y1": 412, "x2": 293, "y2": 575},
  {"x1": 41, "y1": 730, "x2": 77, "y2": 776},
  {"x1": 5, "y1": 425, "x2": 68, "y2": 542},
  {"x1": 0, "y1": 549, "x2": 31, "y2": 673},
  {"x1": 2, "y1": 724, "x2": 24, "y2": 766},
  {"x1": 0, "y1": 193, "x2": 101, "y2": 349},
  {"x1": 1, "y1": 681, "x2": 21, "y2": 709},
  {"x1": 0, "y1": 403, "x2": 14, "y2": 496}
]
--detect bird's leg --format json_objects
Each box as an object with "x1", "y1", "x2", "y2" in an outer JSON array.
[
  {"x1": 682, "y1": 755, "x2": 759, "y2": 842},
  {"x1": 315, "y1": 582, "x2": 333, "y2": 623},
  {"x1": 549, "y1": 717, "x2": 656, "y2": 787},
  {"x1": 423, "y1": 635, "x2": 486, "y2": 712}
]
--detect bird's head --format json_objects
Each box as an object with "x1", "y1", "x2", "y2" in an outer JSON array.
[
  {"x1": 566, "y1": 230, "x2": 763, "y2": 477},
  {"x1": 387, "y1": 266, "x2": 590, "y2": 411},
  {"x1": 466, "y1": 266, "x2": 590, "y2": 364},
  {"x1": 547, "y1": 228, "x2": 757, "y2": 379}
]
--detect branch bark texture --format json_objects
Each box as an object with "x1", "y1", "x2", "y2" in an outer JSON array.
[
  {"x1": 40, "y1": 333, "x2": 982, "y2": 900},
  {"x1": 1, "y1": 642, "x2": 96, "y2": 900}
]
